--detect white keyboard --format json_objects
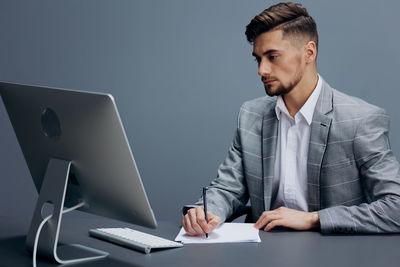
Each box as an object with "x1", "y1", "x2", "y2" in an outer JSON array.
[{"x1": 89, "y1": 227, "x2": 183, "y2": 254}]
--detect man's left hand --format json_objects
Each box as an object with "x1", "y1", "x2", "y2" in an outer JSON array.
[{"x1": 254, "y1": 207, "x2": 320, "y2": 231}]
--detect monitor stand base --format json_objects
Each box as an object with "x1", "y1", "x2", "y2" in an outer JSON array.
[{"x1": 25, "y1": 158, "x2": 108, "y2": 264}]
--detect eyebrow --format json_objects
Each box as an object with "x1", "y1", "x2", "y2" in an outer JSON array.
[{"x1": 252, "y1": 49, "x2": 279, "y2": 58}]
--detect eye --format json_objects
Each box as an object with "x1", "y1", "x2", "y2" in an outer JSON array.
[
  {"x1": 269, "y1": 55, "x2": 277, "y2": 61},
  {"x1": 254, "y1": 57, "x2": 261, "y2": 63}
]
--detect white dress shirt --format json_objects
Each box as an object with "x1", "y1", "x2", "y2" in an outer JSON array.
[{"x1": 271, "y1": 75, "x2": 322, "y2": 212}]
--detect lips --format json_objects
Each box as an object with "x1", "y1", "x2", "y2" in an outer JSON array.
[{"x1": 263, "y1": 79, "x2": 276, "y2": 85}]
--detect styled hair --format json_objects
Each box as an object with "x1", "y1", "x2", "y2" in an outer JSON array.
[{"x1": 245, "y1": 2, "x2": 318, "y2": 50}]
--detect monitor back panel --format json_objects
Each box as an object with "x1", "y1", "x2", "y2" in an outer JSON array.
[{"x1": 0, "y1": 82, "x2": 157, "y2": 229}]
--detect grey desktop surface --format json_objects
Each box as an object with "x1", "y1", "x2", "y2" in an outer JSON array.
[{"x1": 1, "y1": 212, "x2": 400, "y2": 267}]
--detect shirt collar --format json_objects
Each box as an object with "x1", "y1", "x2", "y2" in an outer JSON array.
[
  {"x1": 275, "y1": 95, "x2": 290, "y2": 121},
  {"x1": 274, "y1": 74, "x2": 322, "y2": 125}
]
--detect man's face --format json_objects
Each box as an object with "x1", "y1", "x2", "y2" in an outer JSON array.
[{"x1": 252, "y1": 30, "x2": 306, "y2": 97}]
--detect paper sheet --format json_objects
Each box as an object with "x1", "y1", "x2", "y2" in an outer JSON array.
[{"x1": 175, "y1": 223, "x2": 261, "y2": 244}]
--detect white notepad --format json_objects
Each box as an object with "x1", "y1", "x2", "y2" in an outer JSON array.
[{"x1": 175, "y1": 223, "x2": 261, "y2": 244}]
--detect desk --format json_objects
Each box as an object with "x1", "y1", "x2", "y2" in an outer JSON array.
[{"x1": 1, "y1": 211, "x2": 400, "y2": 267}]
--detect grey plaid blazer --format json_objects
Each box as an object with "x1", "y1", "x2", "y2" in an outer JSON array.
[{"x1": 190, "y1": 78, "x2": 400, "y2": 233}]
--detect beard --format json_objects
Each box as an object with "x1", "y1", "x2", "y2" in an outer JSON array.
[{"x1": 263, "y1": 71, "x2": 303, "y2": 97}]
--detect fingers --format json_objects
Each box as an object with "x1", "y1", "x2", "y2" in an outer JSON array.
[
  {"x1": 182, "y1": 207, "x2": 221, "y2": 236},
  {"x1": 254, "y1": 210, "x2": 279, "y2": 230},
  {"x1": 264, "y1": 219, "x2": 284, "y2": 231},
  {"x1": 195, "y1": 207, "x2": 210, "y2": 233},
  {"x1": 207, "y1": 213, "x2": 222, "y2": 231},
  {"x1": 189, "y1": 208, "x2": 206, "y2": 234},
  {"x1": 255, "y1": 207, "x2": 306, "y2": 231},
  {"x1": 182, "y1": 211, "x2": 196, "y2": 235}
]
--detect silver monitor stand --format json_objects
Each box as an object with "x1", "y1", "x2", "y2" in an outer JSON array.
[{"x1": 26, "y1": 158, "x2": 108, "y2": 264}]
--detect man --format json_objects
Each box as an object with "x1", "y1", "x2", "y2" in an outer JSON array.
[{"x1": 182, "y1": 2, "x2": 400, "y2": 235}]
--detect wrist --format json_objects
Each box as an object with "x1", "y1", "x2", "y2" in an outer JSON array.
[{"x1": 309, "y1": 211, "x2": 320, "y2": 229}]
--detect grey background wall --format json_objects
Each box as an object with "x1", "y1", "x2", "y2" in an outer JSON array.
[{"x1": 1, "y1": 0, "x2": 400, "y2": 227}]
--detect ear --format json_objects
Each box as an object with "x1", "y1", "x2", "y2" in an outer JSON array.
[{"x1": 304, "y1": 41, "x2": 317, "y2": 64}]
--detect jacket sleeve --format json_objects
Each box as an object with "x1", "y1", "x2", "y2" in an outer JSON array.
[
  {"x1": 183, "y1": 107, "x2": 249, "y2": 222},
  {"x1": 318, "y1": 108, "x2": 400, "y2": 233}
]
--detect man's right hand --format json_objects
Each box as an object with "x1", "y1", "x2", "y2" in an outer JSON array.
[{"x1": 182, "y1": 207, "x2": 222, "y2": 236}]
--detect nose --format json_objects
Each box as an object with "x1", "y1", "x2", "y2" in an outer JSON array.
[{"x1": 258, "y1": 60, "x2": 271, "y2": 77}]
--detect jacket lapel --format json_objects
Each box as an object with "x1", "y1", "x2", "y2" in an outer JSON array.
[
  {"x1": 262, "y1": 99, "x2": 278, "y2": 211},
  {"x1": 307, "y1": 79, "x2": 333, "y2": 211}
]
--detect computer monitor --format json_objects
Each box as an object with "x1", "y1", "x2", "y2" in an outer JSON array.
[{"x1": 0, "y1": 81, "x2": 157, "y2": 264}]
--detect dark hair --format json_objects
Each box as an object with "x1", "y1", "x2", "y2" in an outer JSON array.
[{"x1": 245, "y1": 2, "x2": 318, "y2": 50}]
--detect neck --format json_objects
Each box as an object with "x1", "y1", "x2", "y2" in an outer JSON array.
[{"x1": 282, "y1": 68, "x2": 318, "y2": 117}]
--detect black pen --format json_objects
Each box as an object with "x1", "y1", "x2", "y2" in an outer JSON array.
[{"x1": 203, "y1": 186, "x2": 208, "y2": 238}]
